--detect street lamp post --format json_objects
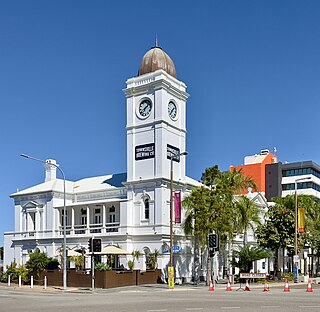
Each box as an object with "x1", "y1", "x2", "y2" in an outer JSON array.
[
  {"x1": 169, "y1": 151, "x2": 188, "y2": 289},
  {"x1": 294, "y1": 176, "x2": 311, "y2": 283},
  {"x1": 20, "y1": 154, "x2": 67, "y2": 290}
]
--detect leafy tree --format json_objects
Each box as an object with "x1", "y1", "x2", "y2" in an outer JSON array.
[
  {"x1": 46, "y1": 258, "x2": 59, "y2": 270},
  {"x1": 183, "y1": 165, "x2": 258, "y2": 283},
  {"x1": 25, "y1": 249, "x2": 50, "y2": 279},
  {"x1": 69, "y1": 255, "x2": 84, "y2": 271},
  {"x1": 132, "y1": 249, "x2": 142, "y2": 261},
  {"x1": 232, "y1": 244, "x2": 272, "y2": 272},
  {"x1": 256, "y1": 196, "x2": 295, "y2": 275},
  {"x1": 234, "y1": 195, "x2": 263, "y2": 245},
  {"x1": 298, "y1": 195, "x2": 320, "y2": 251}
]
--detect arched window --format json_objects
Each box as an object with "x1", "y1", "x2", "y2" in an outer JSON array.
[{"x1": 144, "y1": 198, "x2": 150, "y2": 220}]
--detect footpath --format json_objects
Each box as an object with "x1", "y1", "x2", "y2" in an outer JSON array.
[{"x1": 0, "y1": 280, "x2": 317, "y2": 294}]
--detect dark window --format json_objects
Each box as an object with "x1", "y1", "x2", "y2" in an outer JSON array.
[{"x1": 144, "y1": 199, "x2": 150, "y2": 220}]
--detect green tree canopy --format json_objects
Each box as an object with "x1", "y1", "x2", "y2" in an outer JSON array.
[
  {"x1": 232, "y1": 244, "x2": 272, "y2": 272},
  {"x1": 234, "y1": 195, "x2": 263, "y2": 245},
  {"x1": 25, "y1": 249, "x2": 53, "y2": 278}
]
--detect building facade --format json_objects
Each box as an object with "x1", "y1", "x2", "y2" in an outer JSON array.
[
  {"x1": 231, "y1": 149, "x2": 320, "y2": 201},
  {"x1": 230, "y1": 149, "x2": 278, "y2": 195},
  {"x1": 266, "y1": 161, "x2": 320, "y2": 200},
  {"x1": 4, "y1": 45, "x2": 200, "y2": 282}
]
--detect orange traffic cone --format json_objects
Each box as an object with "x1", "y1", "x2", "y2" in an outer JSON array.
[
  {"x1": 245, "y1": 279, "x2": 251, "y2": 291},
  {"x1": 226, "y1": 279, "x2": 232, "y2": 291},
  {"x1": 284, "y1": 279, "x2": 290, "y2": 292},
  {"x1": 209, "y1": 279, "x2": 214, "y2": 291},
  {"x1": 306, "y1": 280, "x2": 313, "y2": 292},
  {"x1": 263, "y1": 280, "x2": 270, "y2": 292}
]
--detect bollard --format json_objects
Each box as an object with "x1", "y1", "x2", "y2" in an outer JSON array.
[
  {"x1": 8, "y1": 275, "x2": 11, "y2": 287},
  {"x1": 44, "y1": 276, "x2": 47, "y2": 290},
  {"x1": 31, "y1": 276, "x2": 34, "y2": 289},
  {"x1": 19, "y1": 275, "x2": 22, "y2": 288}
]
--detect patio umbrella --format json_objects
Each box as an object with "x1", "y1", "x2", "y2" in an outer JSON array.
[
  {"x1": 99, "y1": 245, "x2": 131, "y2": 255},
  {"x1": 67, "y1": 249, "x2": 82, "y2": 257}
]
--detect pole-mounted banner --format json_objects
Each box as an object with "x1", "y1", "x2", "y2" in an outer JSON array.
[{"x1": 298, "y1": 207, "x2": 305, "y2": 233}]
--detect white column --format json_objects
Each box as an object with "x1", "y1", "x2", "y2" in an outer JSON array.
[
  {"x1": 102, "y1": 204, "x2": 106, "y2": 234},
  {"x1": 35, "y1": 210, "x2": 40, "y2": 231},
  {"x1": 24, "y1": 212, "x2": 27, "y2": 232},
  {"x1": 86, "y1": 206, "x2": 90, "y2": 234},
  {"x1": 71, "y1": 207, "x2": 75, "y2": 235}
]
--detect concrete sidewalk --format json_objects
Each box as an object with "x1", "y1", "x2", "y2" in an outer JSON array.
[{"x1": 0, "y1": 280, "x2": 318, "y2": 294}]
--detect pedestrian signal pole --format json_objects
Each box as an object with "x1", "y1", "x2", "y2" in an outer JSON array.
[{"x1": 208, "y1": 233, "x2": 219, "y2": 288}]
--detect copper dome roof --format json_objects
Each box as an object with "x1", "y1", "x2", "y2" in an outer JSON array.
[{"x1": 138, "y1": 47, "x2": 176, "y2": 78}]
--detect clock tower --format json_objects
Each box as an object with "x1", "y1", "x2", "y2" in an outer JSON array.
[{"x1": 124, "y1": 46, "x2": 189, "y2": 184}]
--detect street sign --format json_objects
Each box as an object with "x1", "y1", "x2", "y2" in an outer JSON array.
[
  {"x1": 172, "y1": 246, "x2": 181, "y2": 253},
  {"x1": 294, "y1": 255, "x2": 300, "y2": 263},
  {"x1": 240, "y1": 273, "x2": 266, "y2": 279}
]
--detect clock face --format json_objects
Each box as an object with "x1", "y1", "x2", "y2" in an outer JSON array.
[
  {"x1": 168, "y1": 101, "x2": 177, "y2": 120},
  {"x1": 138, "y1": 99, "x2": 152, "y2": 118}
]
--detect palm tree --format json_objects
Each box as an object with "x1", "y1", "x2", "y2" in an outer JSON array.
[
  {"x1": 234, "y1": 195, "x2": 263, "y2": 245},
  {"x1": 232, "y1": 244, "x2": 272, "y2": 272}
]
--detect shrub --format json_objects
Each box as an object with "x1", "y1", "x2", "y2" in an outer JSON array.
[
  {"x1": 46, "y1": 258, "x2": 59, "y2": 270},
  {"x1": 127, "y1": 260, "x2": 134, "y2": 270},
  {"x1": 1, "y1": 260, "x2": 29, "y2": 283},
  {"x1": 95, "y1": 262, "x2": 111, "y2": 271}
]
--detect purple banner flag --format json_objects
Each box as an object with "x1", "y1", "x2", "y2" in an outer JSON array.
[{"x1": 174, "y1": 192, "x2": 181, "y2": 223}]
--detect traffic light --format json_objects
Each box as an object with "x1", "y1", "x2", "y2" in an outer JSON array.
[
  {"x1": 88, "y1": 238, "x2": 92, "y2": 252},
  {"x1": 208, "y1": 233, "x2": 219, "y2": 250},
  {"x1": 93, "y1": 238, "x2": 102, "y2": 252}
]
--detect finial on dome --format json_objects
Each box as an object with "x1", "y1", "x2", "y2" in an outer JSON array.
[{"x1": 155, "y1": 34, "x2": 158, "y2": 47}]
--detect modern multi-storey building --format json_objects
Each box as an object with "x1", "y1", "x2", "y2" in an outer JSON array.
[
  {"x1": 266, "y1": 161, "x2": 320, "y2": 200},
  {"x1": 4, "y1": 44, "x2": 200, "y2": 282}
]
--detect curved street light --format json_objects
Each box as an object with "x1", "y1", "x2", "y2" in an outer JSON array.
[{"x1": 20, "y1": 154, "x2": 67, "y2": 290}]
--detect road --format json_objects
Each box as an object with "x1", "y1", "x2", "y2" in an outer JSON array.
[{"x1": 1, "y1": 283, "x2": 320, "y2": 312}]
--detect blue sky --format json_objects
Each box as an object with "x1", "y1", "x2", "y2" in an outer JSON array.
[{"x1": 1, "y1": 1, "x2": 320, "y2": 245}]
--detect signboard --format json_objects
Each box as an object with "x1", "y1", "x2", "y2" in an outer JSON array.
[
  {"x1": 162, "y1": 246, "x2": 181, "y2": 253},
  {"x1": 167, "y1": 144, "x2": 180, "y2": 162},
  {"x1": 168, "y1": 266, "x2": 174, "y2": 289},
  {"x1": 298, "y1": 207, "x2": 305, "y2": 233},
  {"x1": 135, "y1": 143, "x2": 155, "y2": 161},
  {"x1": 240, "y1": 273, "x2": 266, "y2": 279},
  {"x1": 294, "y1": 255, "x2": 300, "y2": 263},
  {"x1": 174, "y1": 192, "x2": 181, "y2": 223},
  {"x1": 172, "y1": 246, "x2": 181, "y2": 253}
]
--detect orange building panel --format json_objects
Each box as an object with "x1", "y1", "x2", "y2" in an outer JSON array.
[{"x1": 230, "y1": 151, "x2": 278, "y2": 194}]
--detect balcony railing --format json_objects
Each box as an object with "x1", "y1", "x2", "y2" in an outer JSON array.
[{"x1": 5, "y1": 222, "x2": 121, "y2": 240}]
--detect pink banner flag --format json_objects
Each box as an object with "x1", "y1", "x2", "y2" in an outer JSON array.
[{"x1": 174, "y1": 192, "x2": 181, "y2": 223}]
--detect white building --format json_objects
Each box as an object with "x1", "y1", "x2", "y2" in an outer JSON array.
[{"x1": 4, "y1": 45, "x2": 200, "y2": 282}]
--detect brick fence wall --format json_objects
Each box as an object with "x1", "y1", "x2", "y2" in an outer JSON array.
[{"x1": 39, "y1": 269, "x2": 162, "y2": 289}]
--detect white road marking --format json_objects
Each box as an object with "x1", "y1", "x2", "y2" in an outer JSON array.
[
  {"x1": 147, "y1": 310, "x2": 167, "y2": 312},
  {"x1": 261, "y1": 306, "x2": 280, "y2": 309},
  {"x1": 221, "y1": 308, "x2": 240, "y2": 310},
  {"x1": 299, "y1": 306, "x2": 320, "y2": 309},
  {"x1": 186, "y1": 309, "x2": 204, "y2": 311}
]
